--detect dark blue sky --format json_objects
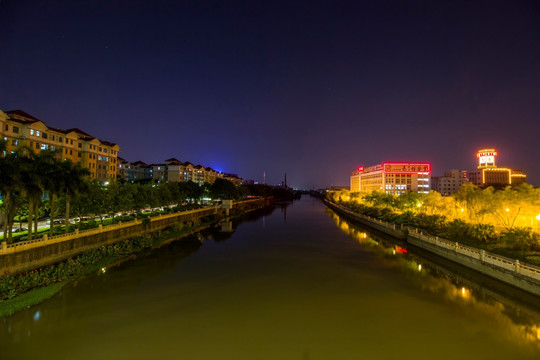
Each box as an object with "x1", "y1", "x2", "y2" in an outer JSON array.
[{"x1": 1, "y1": 0, "x2": 539, "y2": 188}]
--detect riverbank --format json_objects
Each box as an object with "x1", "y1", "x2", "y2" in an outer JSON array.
[
  {"x1": 324, "y1": 199, "x2": 540, "y2": 297},
  {"x1": 0, "y1": 198, "x2": 274, "y2": 317}
]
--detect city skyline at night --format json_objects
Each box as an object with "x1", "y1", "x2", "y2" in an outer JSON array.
[{"x1": 1, "y1": 0, "x2": 539, "y2": 188}]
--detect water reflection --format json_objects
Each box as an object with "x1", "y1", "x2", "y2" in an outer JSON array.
[{"x1": 327, "y1": 208, "x2": 540, "y2": 348}]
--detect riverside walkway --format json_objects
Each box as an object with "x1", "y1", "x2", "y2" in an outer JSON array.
[{"x1": 325, "y1": 200, "x2": 540, "y2": 296}]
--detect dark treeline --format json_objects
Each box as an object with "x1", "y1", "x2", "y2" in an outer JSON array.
[{"x1": 0, "y1": 142, "x2": 295, "y2": 244}]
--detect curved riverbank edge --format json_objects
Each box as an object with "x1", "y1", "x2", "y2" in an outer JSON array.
[
  {"x1": 0, "y1": 198, "x2": 275, "y2": 317},
  {"x1": 324, "y1": 200, "x2": 540, "y2": 297}
]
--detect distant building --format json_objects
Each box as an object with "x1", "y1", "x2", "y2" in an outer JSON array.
[
  {"x1": 431, "y1": 170, "x2": 469, "y2": 196},
  {"x1": 350, "y1": 162, "x2": 431, "y2": 195},
  {"x1": 118, "y1": 158, "x2": 152, "y2": 183},
  {"x1": 1, "y1": 108, "x2": 119, "y2": 182},
  {"x1": 468, "y1": 148, "x2": 527, "y2": 187},
  {"x1": 219, "y1": 173, "x2": 243, "y2": 186},
  {"x1": 127, "y1": 157, "x2": 241, "y2": 185}
]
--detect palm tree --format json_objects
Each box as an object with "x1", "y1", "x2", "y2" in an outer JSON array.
[
  {"x1": 61, "y1": 160, "x2": 90, "y2": 233},
  {"x1": 0, "y1": 142, "x2": 22, "y2": 243},
  {"x1": 36, "y1": 149, "x2": 64, "y2": 236},
  {"x1": 14, "y1": 145, "x2": 41, "y2": 241}
]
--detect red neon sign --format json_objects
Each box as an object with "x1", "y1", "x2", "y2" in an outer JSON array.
[
  {"x1": 357, "y1": 166, "x2": 364, "y2": 172},
  {"x1": 382, "y1": 162, "x2": 431, "y2": 174}
]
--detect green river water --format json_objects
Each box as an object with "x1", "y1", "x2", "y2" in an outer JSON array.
[{"x1": 1, "y1": 196, "x2": 539, "y2": 359}]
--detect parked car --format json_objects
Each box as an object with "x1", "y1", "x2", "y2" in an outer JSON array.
[{"x1": 13, "y1": 227, "x2": 28, "y2": 233}]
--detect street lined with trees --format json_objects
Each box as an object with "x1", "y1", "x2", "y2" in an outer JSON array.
[{"x1": 1, "y1": 141, "x2": 295, "y2": 244}]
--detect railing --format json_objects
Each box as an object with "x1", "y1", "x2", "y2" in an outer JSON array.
[
  {"x1": 1, "y1": 206, "x2": 217, "y2": 252},
  {"x1": 407, "y1": 228, "x2": 540, "y2": 282},
  {"x1": 329, "y1": 201, "x2": 400, "y2": 232},
  {"x1": 326, "y1": 200, "x2": 540, "y2": 284}
]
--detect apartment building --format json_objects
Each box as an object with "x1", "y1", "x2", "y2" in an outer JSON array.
[
  {"x1": 350, "y1": 162, "x2": 431, "y2": 195},
  {"x1": 431, "y1": 170, "x2": 469, "y2": 195},
  {"x1": 147, "y1": 158, "x2": 228, "y2": 185},
  {"x1": 0, "y1": 109, "x2": 119, "y2": 182},
  {"x1": 118, "y1": 158, "x2": 152, "y2": 183}
]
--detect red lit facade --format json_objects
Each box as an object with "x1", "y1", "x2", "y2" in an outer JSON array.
[{"x1": 350, "y1": 162, "x2": 431, "y2": 195}]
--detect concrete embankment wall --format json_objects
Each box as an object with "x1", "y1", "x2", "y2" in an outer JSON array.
[
  {"x1": 324, "y1": 200, "x2": 406, "y2": 240},
  {"x1": 406, "y1": 236, "x2": 540, "y2": 295},
  {"x1": 0, "y1": 198, "x2": 273, "y2": 275},
  {"x1": 325, "y1": 200, "x2": 540, "y2": 297}
]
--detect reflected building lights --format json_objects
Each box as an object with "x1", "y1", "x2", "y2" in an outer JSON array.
[{"x1": 326, "y1": 207, "x2": 540, "y2": 348}]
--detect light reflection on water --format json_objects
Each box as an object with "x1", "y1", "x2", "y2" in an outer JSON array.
[
  {"x1": 327, "y1": 208, "x2": 540, "y2": 348},
  {"x1": 2, "y1": 198, "x2": 540, "y2": 359}
]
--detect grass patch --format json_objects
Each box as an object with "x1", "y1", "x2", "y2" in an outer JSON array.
[{"x1": 0, "y1": 281, "x2": 67, "y2": 318}]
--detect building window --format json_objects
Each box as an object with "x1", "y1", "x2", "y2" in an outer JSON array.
[
  {"x1": 42, "y1": 133, "x2": 48, "y2": 139},
  {"x1": 78, "y1": 152, "x2": 81, "y2": 158},
  {"x1": 36, "y1": 130, "x2": 41, "y2": 137},
  {"x1": 12, "y1": 126, "x2": 19, "y2": 134},
  {"x1": 70, "y1": 139, "x2": 73, "y2": 145},
  {"x1": 78, "y1": 143, "x2": 82, "y2": 148},
  {"x1": 4, "y1": 124, "x2": 8, "y2": 131},
  {"x1": 41, "y1": 144, "x2": 48, "y2": 150},
  {"x1": 12, "y1": 139, "x2": 18, "y2": 146},
  {"x1": 30, "y1": 129, "x2": 35, "y2": 135},
  {"x1": 59, "y1": 137, "x2": 63, "y2": 143},
  {"x1": 36, "y1": 142, "x2": 39, "y2": 149}
]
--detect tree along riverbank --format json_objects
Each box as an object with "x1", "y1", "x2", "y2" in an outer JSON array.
[
  {"x1": 325, "y1": 200, "x2": 540, "y2": 297},
  {"x1": 326, "y1": 188, "x2": 540, "y2": 266},
  {"x1": 0, "y1": 200, "x2": 275, "y2": 318}
]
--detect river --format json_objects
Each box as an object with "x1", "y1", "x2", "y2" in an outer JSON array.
[{"x1": 1, "y1": 196, "x2": 540, "y2": 359}]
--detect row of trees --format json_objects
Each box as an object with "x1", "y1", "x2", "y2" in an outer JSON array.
[
  {"x1": 0, "y1": 143, "x2": 89, "y2": 243},
  {"x1": 328, "y1": 184, "x2": 540, "y2": 251},
  {"x1": 1, "y1": 141, "x2": 296, "y2": 244},
  {"x1": 330, "y1": 183, "x2": 540, "y2": 231}
]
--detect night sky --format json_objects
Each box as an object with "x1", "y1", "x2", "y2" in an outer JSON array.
[{"x1": 1, "y1": 0, "x2": 539, "y2": 189}]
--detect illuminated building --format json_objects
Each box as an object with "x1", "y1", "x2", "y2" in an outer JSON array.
[
  {"x1": 145, "y1": 158, "x2": 237, "y2": 185},
  {"x1": 117, "y1": 158, "x2": 152, "y2": 183},
  {"x1": 431, "y1": 170, "x2": 469, "y2": 196},
  {"x1": 468, "y1": 148, "x2": 527, "y2": 187},
  {"x1": 350, "y1": 162, "x2": 431, "y2": 195},
  {"x1": 0, "y1": 109, "x2": 119, "y2": 182}
]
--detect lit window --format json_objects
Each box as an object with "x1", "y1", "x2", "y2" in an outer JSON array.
[
  {"x1": 30, "y1": 129, "x2": 35, "y2": 136},
  {"x1": 36, "y1": 130, "x2": 40, "y2": 136},
  {"x1": 41, "y1": 144, "x2": 48, "y2": 150}
]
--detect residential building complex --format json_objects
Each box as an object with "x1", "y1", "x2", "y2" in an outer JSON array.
[
  {"x1": 350, "y1": 162, "x2": 431, "y2": 195},
  {"x1": 468, "y1": 148, "x2": 527, "y2": 187},
  {"x1": 431, "y1": 170, "x2": 469, "y2": 195},
  {"x1": 1, "y1": 109, "x2": 119, "y2": 182},
  {"x1": 118, "y1": 156, "x2": 242, "y2": 185},
  {"x1": 117, "y1": 158, "x2": 152, "y2": 183}
]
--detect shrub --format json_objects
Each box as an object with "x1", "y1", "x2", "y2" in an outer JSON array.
[{"x1": 501, "y1": 227, "x2": 539, "y2": 252}]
